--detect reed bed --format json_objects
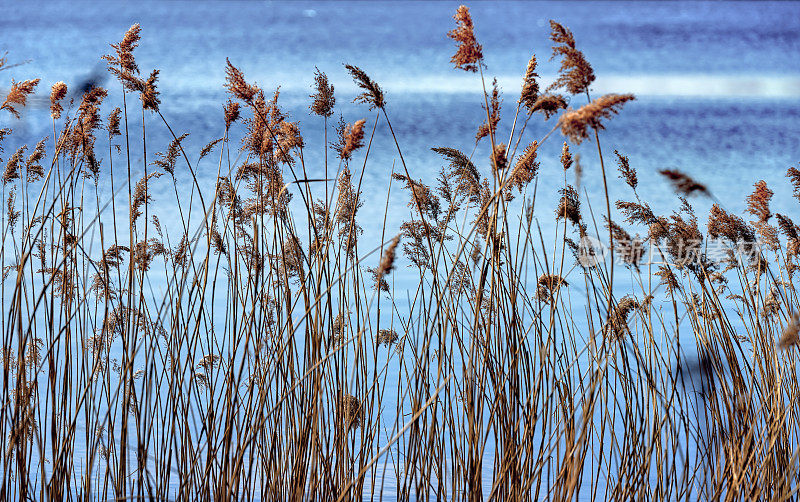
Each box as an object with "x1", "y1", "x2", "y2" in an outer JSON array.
[{"x1": 1, "y1": 5, "x2": 799, "y2": 501}]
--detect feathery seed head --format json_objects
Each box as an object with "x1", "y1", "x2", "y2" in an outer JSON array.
[
  {"x1": 345, "y1": 64, "x2": 385, "y2": 109},
  {"x1": 558, "y1": 93, "x2": 634, "y2": 144},
  {"x1": 519, "y1": 55, "x2": 540, "y2": 111},
  {"x1": 508, "y1": 141, "x2": 539, "y2": 193},
  {"x1": 2, "y1": 79, "x2": 40, "y2": 119},
  {"x1": 310, "y1": 67, "x2": 335, "y2": 117},
  {"x1": 50, "y1": 82, "x2": 67, "y2": 119},
  {"x1": 780, "y1": 312, "x2": 800, "y2": 349},
  {"x1": 447, "y1": 5, "x2": 484, "y2": 72},
  {"x1": 547, "y1": 21, "x2": 595, "y2": 95}
]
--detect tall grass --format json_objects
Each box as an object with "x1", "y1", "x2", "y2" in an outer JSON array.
[{"x1": 1, "y1": 5, "x2": 800, "y2": 501}]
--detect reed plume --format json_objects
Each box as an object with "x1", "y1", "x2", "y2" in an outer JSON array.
[
  {"x1": 131, "y1": 172, "x2": 163, "y2": 225},
  {"x1": 604, "y1": 296, "x2": 639, "y2": 340},
  {"x1": 432, "y1": 147, "x2": 482, "y2": 205},
  {"x1": 531, "y1": 93, "x2": 567, "y2": 120},
  {"x1": 787, "y1": 166, "x2": 800, "y2": 202},
  {"x1": 378, "y1": 235, "x2": 400, "y2": 278},
  {"x1": 309, "y1": 67, "x2": 335, "y2": 117},
  {"x1": 392, "y1": 173, "x2": 441, "y2": 220},
  {"x1": 223, "y1": 99, "x2": 240, "y2": 129},
  {"x1": 103, "y1": 23, "x2": 141, "y2": 75},
  {"x1": 107, "y1": 108, "x2": 122, "y2": 137},
  {"x1": 615, "y1": 150, "x2": 637, "y2": 190},
  {"x1": 490, "y1": 143, "x2": 507, "y2": 173},
  {"x1": 224, "y1": 58, "x2": 259, "y2": 103},
  {"x1": 3, "y1": 146, "x2": 24, "y2": 185},
  {"x1": 616, "y1": 200, "x2": 656, "y2": 226},
  {"x1": 476, "y1": 78, "x2": 501, "y2": 142},
  {"x1": 333, "y1": 118, "x2": 366, "y2": 162},
  {"x1": 376, "y1": 329, "x2": 399, "y2": 347},
  {"x1": 547, "y1": 20, "x2": 595, "y2": 95},
  {"x1": 708, "y1": 204, "x2": 755, "y2": 244},
  {"x1": 508, "y1": 141, "x2": 539, "y2": 192},
  {"x1": 779, "y1": 312, "x2": 800, "y2": 349},
  {"x1": 1, "y1": 79, "x2": 40, "y2": 119},
  {"x1": 659, "y1": 169, "x2": 709, "y2": 197},
  {"x1": 447, "y1": 5, "x2": 484, "y2": 72},
  {"x1": 49, "y1": 82, "x2": 67, "y2": 120},
  {"x1": 607, "y1": 219, "x2": 644, "y2": 270},
  {"x1": 776, "y1": 213, "x2": 800, "y2": 256},
  {"x1": 537, "y1": 274, "x2": 568, "y2": 303},
  {"x1": 558, "y1": 93, "x2": 635, "y2": 144},
  {"x1": 199, "y1": 138, "x2": 223, "y2": 160},
  {"x1": 25, "y1": 138, "x2": 46, "y2": 183},
  {"x1": 345, "y1": 64, "x2": 385, "y2": 109},
  {"x1": 153, "y1": 133, "x2": 189, "y2": 176},
  {"x1": 556, "y1": 185, "x2": 581, "y2": 226},
  {"x1": 519, "y1": 55, "x2": 539, "y2": 111},
  {"x1": 340, "y1": 394, "x2": 363, "y2": 431},
  {"x1": 560, "y1": 142, "x2": 572, "y2": 170}
]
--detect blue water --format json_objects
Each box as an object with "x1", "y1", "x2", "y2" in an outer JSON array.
[
  {"x1": 3, "y1": 0, "x2": 800, "y2": 229},
  {"x1": 2, "y1": 1, "x2": 800, "y2": 499}
]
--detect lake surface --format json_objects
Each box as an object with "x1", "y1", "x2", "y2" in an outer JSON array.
[{"x1": 3, "y1": 0, "x2": 800, "y2": 240}]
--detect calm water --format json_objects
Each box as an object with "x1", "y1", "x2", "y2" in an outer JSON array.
[{"x1": 2, "y1": 1, "x2": 800, "y2": 499}]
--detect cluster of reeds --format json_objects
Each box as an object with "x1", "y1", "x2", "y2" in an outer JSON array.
[{"x1": 0, "y1": 5, "x2": 799, "y2": 501}]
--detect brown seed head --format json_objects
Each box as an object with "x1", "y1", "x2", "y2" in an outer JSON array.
[
  {"x1": 537, "y1": 273, "x2": 568, "y2": 303},
  {"x1": 333, "y1": 118, "x2": 366, "y2": 162},
  {"x1": 224, "y1": 99, "x2": 240, "y2": 129},
  {"x1": 508, "y1": 141, "x2": 539, "y2": 193},
  {"x1": 345, "y1": 64, "x2": 385, "y2": 110},
  {"x1": 131, "y1": 172, "x2": 163, "y2": 225},
  {"x1": 340, "y1": 393, "x2": 363, "y2": 430},
  {"x1": 607, "y1": 219, "x2": 645, "y2": 270},
  {"x1": 152, "y1": 133, "x2": 189, "y2": 176},
  {"x1": 310, "y1": 67, "x2": 335, "y2": 117},
  {"x1": 491, "y1": 143, "x2": 507, "y2": 173},
  {"x1": 104, "y1": 24, "x2": 141, "y2": 75},
  {"x1": 49, "y1": 82, "x2": 67, "y2": 120},
  {"x1": 107, "y1": 108, "x2": 122, "y2": 137},
  {"x1": 2, "y1": 79, "x2": 40, "y2": 119},
  {"x1": 659, "y1": 169, "x2": 709, "y2": 197},
  {"x1": 558, "y1": 93, "x2": 634, "y2": 144},
  {"x1": 378, "y1": 235, "x2": 401, "y2": 278},
  {"x1": 745, "y1": 180, "x2": 773, "y2": 223},
  {"x1": 25, "y1": 138, "x2": 47, "y2": 182},
  {"x1": 779, "y1": 312, "x2": 800, "y2": 350},
  {"x1": 615, "y1": 150, "x2": 636, "y2": 190},
  {"x1": 708, "y1": 204, "x2": 755, "y2": 243},
  {"x1": 447, "y1": 5, "x2": 484, "y2": 72},
  {"x1": 519, "y1": 55, "x2": 539, "y2": 111},
  {"x1": 392, "y1": 173, "x2": 441, "y2": 220},
  {"x1": 3, "y1": 145, "x2": 25, "y2": 185},
  {"x1": 476, "y1": 78, "x2": 501, "y2": 143},
  {"x1": 224, "y1": 58, "x2": 259, "y2": 103},
  {"x1": 531, "y1": 93, "x2": 567, "y2": 120},
  {"x1": 615, "y1": 200, "x2": 656, "y2": 226},
  {"x1": 605, "y1": 296, "x2": 639, "y2": 340},
  {"x1": 556, "y1": 185, "x2": 581, "y2": 225},
  {"x1": 787, "y1": 166, "x2": 800, "y2": 202},
  {"x1": 376, "y1": 329, "x2": 399, "y2": 347},
  {"x1": 560, "y1": 142, "x2": 572, "y2": 171},
  {"x1": 547, "y1": 21, "x2": 595, "y2": 95}
]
